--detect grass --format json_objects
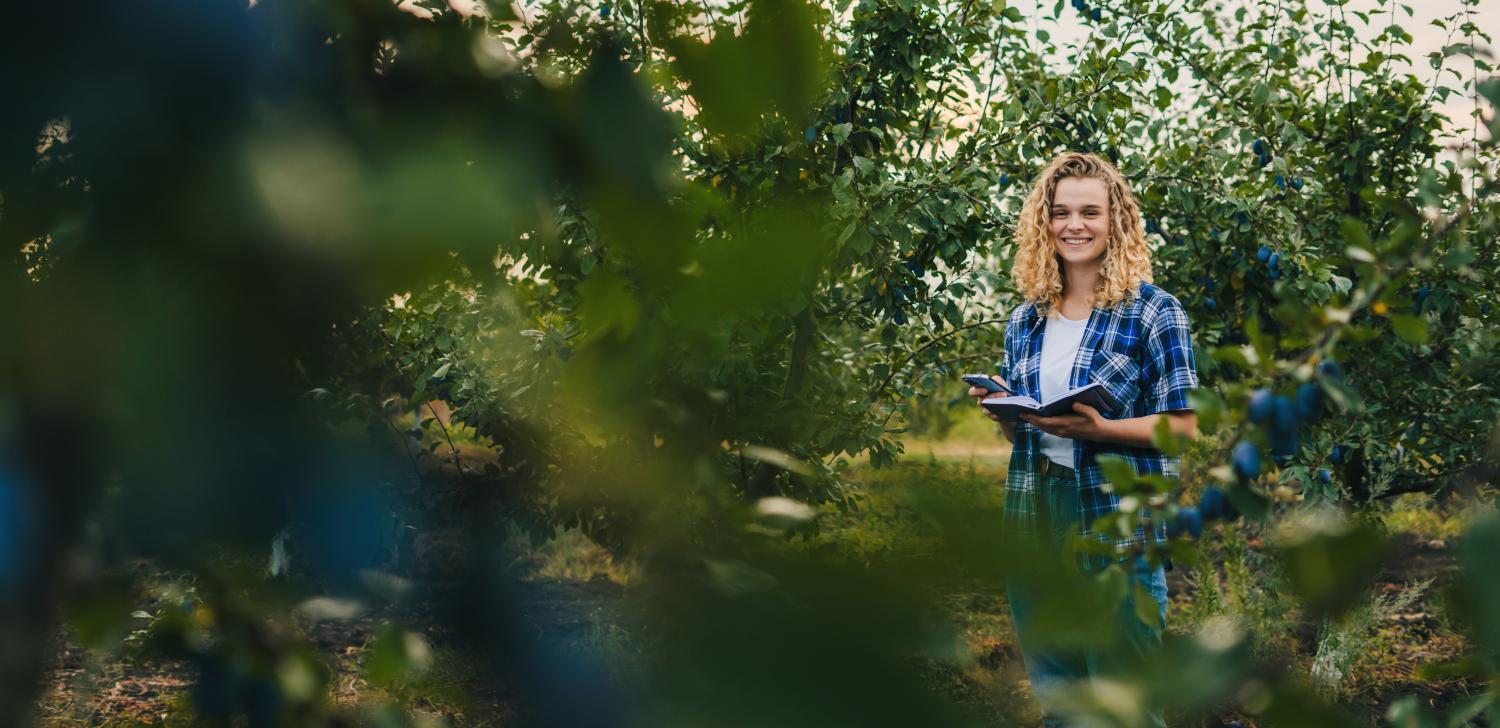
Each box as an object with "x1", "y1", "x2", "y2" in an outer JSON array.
[
  {"x1": 1380, "y1": 492, "x2": 1480, "y2": 542},
  {"x1": 516, "y1": 526, "x2": 637, "y2": 586},
  {"x1": 899, "y1": 408, "x2": 1012, "y2": 472},
  {"x1": 36, "y1": 421, "x2": 1489, "y2": 727},
  {"x1": 835, "y1": 429, "x2": 1484, "y2": 724},
  {"x1": 808, "y1": 455, "x2": 1006, "y2": 565}
]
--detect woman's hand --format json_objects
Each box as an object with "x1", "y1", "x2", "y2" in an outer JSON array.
[
  {"x1": 1020, "y1": 402, "x2": 1111, "y2": 441},
  {"x1": 971, "y1": 377, "x2": 1018, "y2": 444},
  {"x1": 968, "y1": 376, "x2": 1009, "y2": 423}
]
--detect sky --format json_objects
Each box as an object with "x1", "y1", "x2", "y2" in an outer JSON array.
[{"x1": 1011, "y1": 0, "x2": 1496, "y2": 146}]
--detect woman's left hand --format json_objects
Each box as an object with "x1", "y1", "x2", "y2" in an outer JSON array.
[{"x1": 1020, "y1": 402, "x2": 1111, "y2": 441}]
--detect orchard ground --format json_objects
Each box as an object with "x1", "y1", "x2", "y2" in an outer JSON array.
[{"x1": 36, "y1": 411, "x2": 1489, "y2": 726}]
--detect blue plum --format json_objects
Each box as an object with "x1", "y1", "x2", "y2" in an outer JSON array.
[
  {"x1": 1233, "y1": 441, "x2": 1261, "y2": 480},
  {"x1": 1270, "y1": 395, "x2": 1298, "y2": 455},
  {"x1": 1295, "y1": 383, "x2": 1324, "y2": 422},
  {"x1": 1247, "y1": 388, "x2": 1274, "y2": 423},
  {"x1": 1200, "y1": 487, "x2": 1227, "y2": 521},
  {"x1": 1179, "y1": 506, "x2": 1203, "y2": 538}
]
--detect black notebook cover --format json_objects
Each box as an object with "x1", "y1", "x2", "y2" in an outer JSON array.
[{"x1": 980, "y1": 382, "x2": 1122, "y2": 423}]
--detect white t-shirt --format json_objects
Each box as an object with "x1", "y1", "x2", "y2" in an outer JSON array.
[{"x1": 1038, "y1": 308, "x2": 1089, "y2": 468}]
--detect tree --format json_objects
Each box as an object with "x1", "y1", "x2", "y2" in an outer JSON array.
[{"x1": 1, "y1": 0, "x2": 1496, "y2": 724}]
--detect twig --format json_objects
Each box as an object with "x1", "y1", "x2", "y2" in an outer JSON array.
[
  {"x1": 869, "y1": 317, "x2": 1006, "y2": 398},
  {"x1": 427, "y1": 401, "x2": 470, "y2": 477}
]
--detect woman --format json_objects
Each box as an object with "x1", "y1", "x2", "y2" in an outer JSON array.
[{"x1": 969, "y1": 151, "x2": 1198, "y2": 726}]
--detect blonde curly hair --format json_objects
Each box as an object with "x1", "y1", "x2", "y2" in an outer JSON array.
[{"x1": 1011, "y1": 152, "x2": 1153, "y2": 313}]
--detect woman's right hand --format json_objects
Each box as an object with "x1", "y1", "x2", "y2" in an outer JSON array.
[{"x1": 970, "y1": 376, "x2": 1009, "y2": 423}]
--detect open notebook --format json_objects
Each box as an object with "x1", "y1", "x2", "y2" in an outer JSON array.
[{"x1": 980, "y1": 381, "x2": 1122, "y2": 424}]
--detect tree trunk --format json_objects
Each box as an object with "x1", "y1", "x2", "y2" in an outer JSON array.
[{"x1": 744, "y1": 306, "x2": 816, "y2": 501}]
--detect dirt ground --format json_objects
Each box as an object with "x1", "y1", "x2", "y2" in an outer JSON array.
[{"x1": 29, "y1": 431, "x2": 1489, "y2": 726}]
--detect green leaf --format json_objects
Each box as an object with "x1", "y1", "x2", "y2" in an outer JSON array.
[
  {"x1": 1211, "y1": 346, "x2": 1253, "y2": 372},
  {"x1": 1384, "y1": 695, "x2": 1438, "y2": 728},
  {"x1": 1319, "y1": 374, "x2": 1365, "y2": 413},
  {"x1": 1440, "y1": 692, "x2": 1493, "y2": 728},
  {"x1": 1252, "y1": 83, "x2": 1270, "y2": 105},
  {"x1": 1094, "y1": 455, "x2": 1138, "y2": 491},
  {"x1": 1187, "y1": 388, "x2": 1226, "y2": 432},
  {"x1": 577, "y1": 269, "x2": 640, "y2": 342},
  {"x1": 1447, "y1": 514, "x2": 1500, "y2": 656},
  {"x1": 1226, "y1": 487, "x2": 1271, "y2": 522},
  {"x1": 1439, "y1": 241, "x2": 1475, "y2": 269},
  {"x1": 738, "y1": 444, "x2": 814, "y2": 476},
  {"x1": 1275, "y1": 517, "x2": 1390, "y2": 619},
  {"x1": 669, "y1": 0, "x2": 831, "y2": 144},
  {"x1": 1390, "y1": 314, "x2": 1428, "y2": 344},
  {"x1": 1477, "y1": 78, "x2": 1500, "y2": 143},
  {"x1": 1340, "y1": 217, "x2": 1373, "y2": 254},
  {"x1": 1133, "y1": 580, "x2": 1163, "y2": 631},
  {"x1": 66, "y1": 578, "x2": 135, "y2": 650},
  {"x1": 365, "y1": 624, "x2": 433, "y2": 686},
  {"x1": 1139, "y1": 474, "x2": 1176, "y2": 495},
  {"x1": 1151, "y1": 414, "x2": 1188, "y2": 456}
]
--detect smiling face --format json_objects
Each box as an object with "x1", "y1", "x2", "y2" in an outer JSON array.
[{"x1": 1049, "y1": 176, "x2": 1111, "y2": 270}]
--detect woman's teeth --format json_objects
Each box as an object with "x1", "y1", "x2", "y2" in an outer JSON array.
[{"x1": 1063, "y1": 237, "x2": 1092, "y2": 245}]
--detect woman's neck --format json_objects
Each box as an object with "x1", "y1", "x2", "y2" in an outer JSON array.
[{"x1": 1058, "y1": 261, "x2": 1100, "y2": 319}]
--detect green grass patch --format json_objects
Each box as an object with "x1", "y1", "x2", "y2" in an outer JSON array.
[
  {"x1": 808, "y1": 458, "x2": 1006, "y2": 565},
  {"x1": 1380, "y1": 492, "x2": 1484, "y2": 541}
]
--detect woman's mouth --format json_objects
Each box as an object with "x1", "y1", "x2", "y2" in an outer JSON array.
[{"x1": 1062, "y1": 237, "x2": 1093, "y2": 247}]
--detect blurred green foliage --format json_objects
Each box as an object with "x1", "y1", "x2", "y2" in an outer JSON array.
[{"x1": 3, "y1": 0, "x2": 1499, "y2": 724}]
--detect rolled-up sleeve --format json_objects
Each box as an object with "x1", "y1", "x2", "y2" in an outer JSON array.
[{"x1": 1143, "y1": 294, "x2": 1198, "y2": 414}]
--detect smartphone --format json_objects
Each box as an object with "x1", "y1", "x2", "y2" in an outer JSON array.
[{"x1": 962, "y1": 374, "x2": 1008, "y2": 394}]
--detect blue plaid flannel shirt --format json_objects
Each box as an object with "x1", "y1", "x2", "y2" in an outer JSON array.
[{"x1": 1000, "y1": 283, "x2": 1199, "y2": 572}]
